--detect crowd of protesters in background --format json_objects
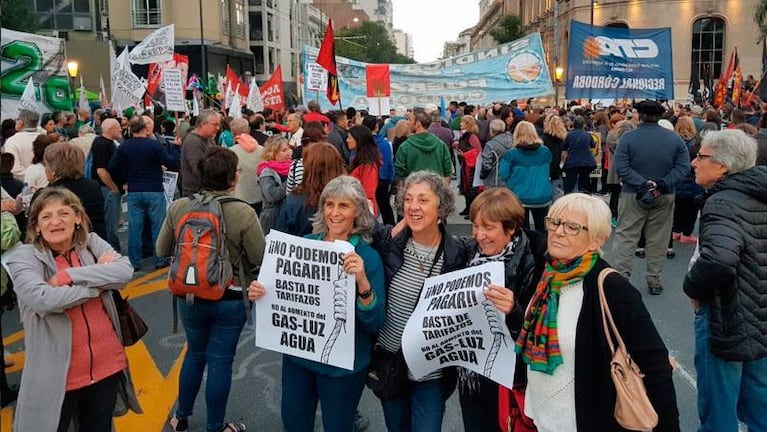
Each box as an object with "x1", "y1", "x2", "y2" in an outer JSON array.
[{"x1": 1, "y1": 86, "x2": 766, "y2": 432}]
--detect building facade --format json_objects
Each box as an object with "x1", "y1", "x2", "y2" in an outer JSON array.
[
  {"x1": 392, "y1": 28, "x2": 414, "y2": 59},
  {"x1": 27, "y1": 0, "x2": 255, "y2": 100},
  {"x1": 461, "y1": 0, "x2": 762, "y2": 103}
]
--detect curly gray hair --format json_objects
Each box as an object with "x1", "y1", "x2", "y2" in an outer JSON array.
[
  {"x1": 396, "y1": 170, "x2": 455, "y2": 223},
  {"x1": 311, "y1": 175, "x2": 376, "y2": 242}
]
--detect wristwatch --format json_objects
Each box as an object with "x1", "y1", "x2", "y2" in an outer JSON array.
[{"x1": 357, "y1": 289, "x2": 373, "y2": 300}]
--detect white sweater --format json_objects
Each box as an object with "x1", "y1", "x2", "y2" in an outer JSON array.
[{"x1": 524, "y1": 280, "x2": 584, "y2": 432}]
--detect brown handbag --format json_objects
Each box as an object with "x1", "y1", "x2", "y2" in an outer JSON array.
[{"x1": 598, "y1": 269, "x2": 659, "y2": 431}]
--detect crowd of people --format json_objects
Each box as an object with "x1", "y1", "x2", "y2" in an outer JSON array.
[{"x1": 0, "y1": 94, "x2": 765, "y2": 432}]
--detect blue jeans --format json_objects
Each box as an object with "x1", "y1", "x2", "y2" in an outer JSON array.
[
  {"x1": 381, "y1": 379, "x2": 445, "y2": 432},
  {"x1": 281, "y1": 356, "x2": 367, "y2": 432},
  {"x1": 126, "y1": 191, "x2": 165, "y2": 268},
  {"x1": 175, "y1": 298, "x2": 247, "y2": 432},
  {"x1": 694, "y1": 305, "x2": 767, "y2": 432},
  {"x1": 101, "y1": 187, "x2": 122, "y2": 253}
]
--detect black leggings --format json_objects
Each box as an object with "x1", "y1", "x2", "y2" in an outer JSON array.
[
  {"x1": 376, "y1": 180, "x2": 396, "y2": 226},
  {"x1": 563, "y1": 167, "x2": 594, "y2": 193},
  {"x1": 673, "y1": 197, "x2": 699, "y2": 235},
  {"x1": 57, "y1": 371, "x2": 121, "y2": 432}
]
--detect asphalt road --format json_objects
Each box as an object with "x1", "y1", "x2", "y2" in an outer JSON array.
[{"x1": 1, "y1": 194, "x2": 705, "y2": 431}]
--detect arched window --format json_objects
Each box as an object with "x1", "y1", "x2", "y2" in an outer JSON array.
[{"x1": 692, "y1": 17, "x2": 725, "y2": 80}]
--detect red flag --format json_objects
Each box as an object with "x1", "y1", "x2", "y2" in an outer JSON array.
[
  {"x1": 730, "y1": 49, "x2": 742, "y2": 107},
  {"x1": 317, "y1": 20, "x2": 340, "y2": 105},
  {"x1": 226, "y1": 65, "x2": 249, "y2": 99},
  {"x1": 714, "y1": 48, "x2": 736, "y2": 107},
  {"x1": 259, "y1": 65, "x2": 285, "y2": 110},
  {"x1": 366, "y1": 64, "x2": 390, "y2": 97}
]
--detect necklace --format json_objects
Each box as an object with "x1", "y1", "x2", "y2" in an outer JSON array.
[{"x1": 410, "y1": 237, "x2": 440, "y2": 273}]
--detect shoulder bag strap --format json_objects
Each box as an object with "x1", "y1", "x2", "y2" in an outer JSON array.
[{"x1": 597, "y1": 268, "x2": 625, "y2": 356}]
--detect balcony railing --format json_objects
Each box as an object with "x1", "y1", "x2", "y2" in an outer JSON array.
[{"x1": 132, "y1": 8, "x2": 162, "y2": 27}]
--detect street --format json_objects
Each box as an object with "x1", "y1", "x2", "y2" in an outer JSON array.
[{"x1": 1, "y1": 199, "x2": 703, "y2": 431}]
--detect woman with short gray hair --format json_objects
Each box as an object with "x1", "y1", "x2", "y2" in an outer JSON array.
[{"x1": 685, "y1": 128, "x2": 767, "y2": 431}]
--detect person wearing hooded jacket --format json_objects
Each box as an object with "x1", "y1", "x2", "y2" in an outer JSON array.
[
  {"x1": 394, "y1": 110, "x2": 454, "y2": 186},
  {"x1": 499, "y1": 121, "x2": 553, "y2": 232},
  {"x1": 480, "y1": 118, "x2": 513, "y2": 188},
  {"x1": 684, "y1": 129, "x2": 767, "y2": 432}
]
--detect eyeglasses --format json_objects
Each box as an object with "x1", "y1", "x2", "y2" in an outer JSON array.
[
  {"x1": 696, "y1": 152, "x2": 714, "y2": 161},
  {"x1": 544, "y1": 216, "x2": 588, "y2": 236}
]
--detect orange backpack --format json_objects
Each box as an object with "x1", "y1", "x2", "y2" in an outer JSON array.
[{"x1": 168, "y1": 194, "x2": 240, "y2": 301}]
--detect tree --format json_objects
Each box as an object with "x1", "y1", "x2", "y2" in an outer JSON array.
[
  {"x1": 490, "y1": 15, "x2": 524, "y2": 45},
  {"x1": 335, "y1": 21, "x2": 415, "y2": 64},
  {"x1": 0, "y1": 0, "x2": 38, "y2": 33},
  {"x1": 756, "y1": 0, "x2": 767, "y2": 42}
]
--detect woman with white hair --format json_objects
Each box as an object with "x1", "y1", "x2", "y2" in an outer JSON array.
[
  {"x1": 684, "y1": 129, "x2": 767, "y2": 432},
  {"x1": 517, "y1": 193, "x2": 679, "y2": 431}
]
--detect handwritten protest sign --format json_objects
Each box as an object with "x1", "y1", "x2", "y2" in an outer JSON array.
[
  {"x1": 401, "y1": 262, "x2": 516, "y2": 388},
  {"x1": 162, "y1": 171, "x2": 178, "y2": 208},
  {"x1": 162, "y1": 68, "x2": 186, "y2": 112},
  {"x1": 307, "y1": 63, "x2": 327, "y2": 92},
  {"x1": 255, "y1": 231, "x2": 356, "y2": 370}
]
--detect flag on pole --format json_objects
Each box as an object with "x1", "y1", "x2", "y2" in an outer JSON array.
[
  {"x1": 730, "y1": 48, "x2": 742, "y2": 107},
  {"x1": 128, "y1": 24, "x2": 174, "y2": 64},
  {"x1": 714, "y1": 48, "x2": 736, "y2": 107},
  {"x1": 79, "y1": 76, "x2": 89, "y2": 111},
  {"x1": 19, "y1": 77, "x2": 38, "y2": 113},
  {"x1": 99, "y1": 74, "x2": 109, "y2": 108},
  {"x1": 247, "y1": 77, "x2": 264, "y2": 112},
  {"x1": 192, "y1": 88, "x2": 201, "y2": 116},
  {"x1": 223, "y1": 80, "x2": 233, "y2": 112},
  {"x1": 688, "y1": 61, "x2": 700, "y2": 103},
  {"x1": 316, "y1": 20, "x2": 340, "y2": 106},
  {"x1": 228, "y1": 85, "x2": 242, "y2": 118},
  {"x1": 226, "y1": 65, "x2": 249, "y2": 99}
]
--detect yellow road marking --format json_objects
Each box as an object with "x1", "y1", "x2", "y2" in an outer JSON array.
[{"x1": 2, "y1": 267, "x2": 184, "y2": 431}]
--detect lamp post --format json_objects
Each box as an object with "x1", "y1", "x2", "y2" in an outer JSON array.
[
  {"x1": 67, "y1": 60, "x2": 79, "y2": 108},
  {"x1": 199, "y1": 0, "x2": 207, "y2": 107},
  {"x1": 555, "y1": 66, "x2": 564, "y2": 107}
]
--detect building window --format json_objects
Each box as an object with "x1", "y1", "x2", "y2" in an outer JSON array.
[
  {"x1": 267, "y1": 12, "x2": 274, "y2": 42},
  {"x1": 35, "y1": 0, "x2": 91, "y2": 30},
  {"x1": 236, "y1": 0, "x2": 246, "y2": 38},
  {"x1": 250, "y1": 12, "x2": 263, "y2": 40},
  {"x1": 692, "y1": 17, "x2": 725, "y2": 80},
  {"x1": 132, "y1": 0, "x2": 162, "y2": 27},
  {"x1": 222, "y1": 0, "x2": 230, "y2": 36}
]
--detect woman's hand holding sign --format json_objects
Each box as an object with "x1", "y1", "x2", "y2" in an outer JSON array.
[
  {"x1": 484, "y1": 284, "x2": 515, "y2": 314},
  {"x1": 343, "y1": 252, "x2": 374, "y2": 307},
  {"x1": 248, "y1": 280, "x2": 266, "y2": 302}
]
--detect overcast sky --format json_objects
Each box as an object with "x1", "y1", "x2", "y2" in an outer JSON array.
[{"x1": 391, "y1": 0, "x2": 480, "y2": 63}]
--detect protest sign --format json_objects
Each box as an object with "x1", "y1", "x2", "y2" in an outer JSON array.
[
  {"x1": 129, "y1": 24, "x2": 175, "y2": 64},
  {"x1": 255, "y1": 231, "x2": 356, "y2": 370},
  {"x1": 302, "y1": 32, "x2": 553, "y2": 110},
  {"x1": 307, "y1": 63, "x2": 328, "y2": 92},
  {"x1": 1, "y1": 28, "x2": 71, "y2": 119},
  {"x1": 566, "y1": 20, "x2": 674, "y2": 100},
  {"x1": 163, "y1": 68, "x2": 186, "y2": 112},
  {"x1": 402, "y1": 262, "x2": 516, "y2": 388},
  {"x1": 162, "y1": 171, "x2": 178, "y2": 208}
]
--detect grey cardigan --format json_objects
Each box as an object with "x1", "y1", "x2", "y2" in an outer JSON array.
[{"x1": 4, "y1": 233, "x2": 142, "y2": 431}]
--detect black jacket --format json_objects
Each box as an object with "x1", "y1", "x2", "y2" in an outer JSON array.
[
  {"x1": 683, "y1": 166, "x2": 767, "y2": 361},
  {"x1": 373, "y1": 223, "x2": 472, "y2": 398},
  {"x1": 576, "y1": 259, "x2": 679, "y2": 431}
]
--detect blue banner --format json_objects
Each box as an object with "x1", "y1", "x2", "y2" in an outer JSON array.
[
  {"x1": 302, "y1": 33, "x2": 554, "y2": 111},
  {"x1": 566, "y1": 21, "x2": 674, "y2": 100}
]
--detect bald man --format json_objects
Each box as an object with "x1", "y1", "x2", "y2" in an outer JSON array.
[{"x1": 90, "y1": 117, "x2": 124, "y2": 251}]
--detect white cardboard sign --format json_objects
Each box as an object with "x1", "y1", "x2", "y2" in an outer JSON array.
[{"x1": 401, "y1": 261, "x2": 517, "y2": 388}]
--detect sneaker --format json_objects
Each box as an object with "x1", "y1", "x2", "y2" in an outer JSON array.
[
  {"x1": 672, "y1": 232, "x2": 681, "y2": 241},
  {"x1": 666, "y1": 248, "x2": 676, "y2": 259},
  {"x1": 648, "y1": 280, "x2": 664, "y2": 295},
  {"x1": 634, "y1": 248, "x2": 645, "y2": 258},
  {"x1": 679, "y1": 235, "x2": 698, "y2": 244}
]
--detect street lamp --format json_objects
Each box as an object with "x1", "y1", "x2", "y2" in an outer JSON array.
[
  {"x1": 67, "y1": 60, "x2": 79, "y2": 107},
  {"x1": 555, "y1": 66, "x2": 564, "y2": 107}
]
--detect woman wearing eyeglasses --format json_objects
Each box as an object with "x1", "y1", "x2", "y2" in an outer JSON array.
[{"x1": 516, "y1": 193, "x2": 679, "y2": 431}]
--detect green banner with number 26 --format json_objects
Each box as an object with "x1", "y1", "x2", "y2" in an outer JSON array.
[{"x1": 1, "y1": 28, "x2": 72, "y2": 120}]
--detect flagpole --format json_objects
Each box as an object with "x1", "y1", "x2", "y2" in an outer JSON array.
[{"x1": 744, "y1": 68, "x2": 767, "y2": 108}]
